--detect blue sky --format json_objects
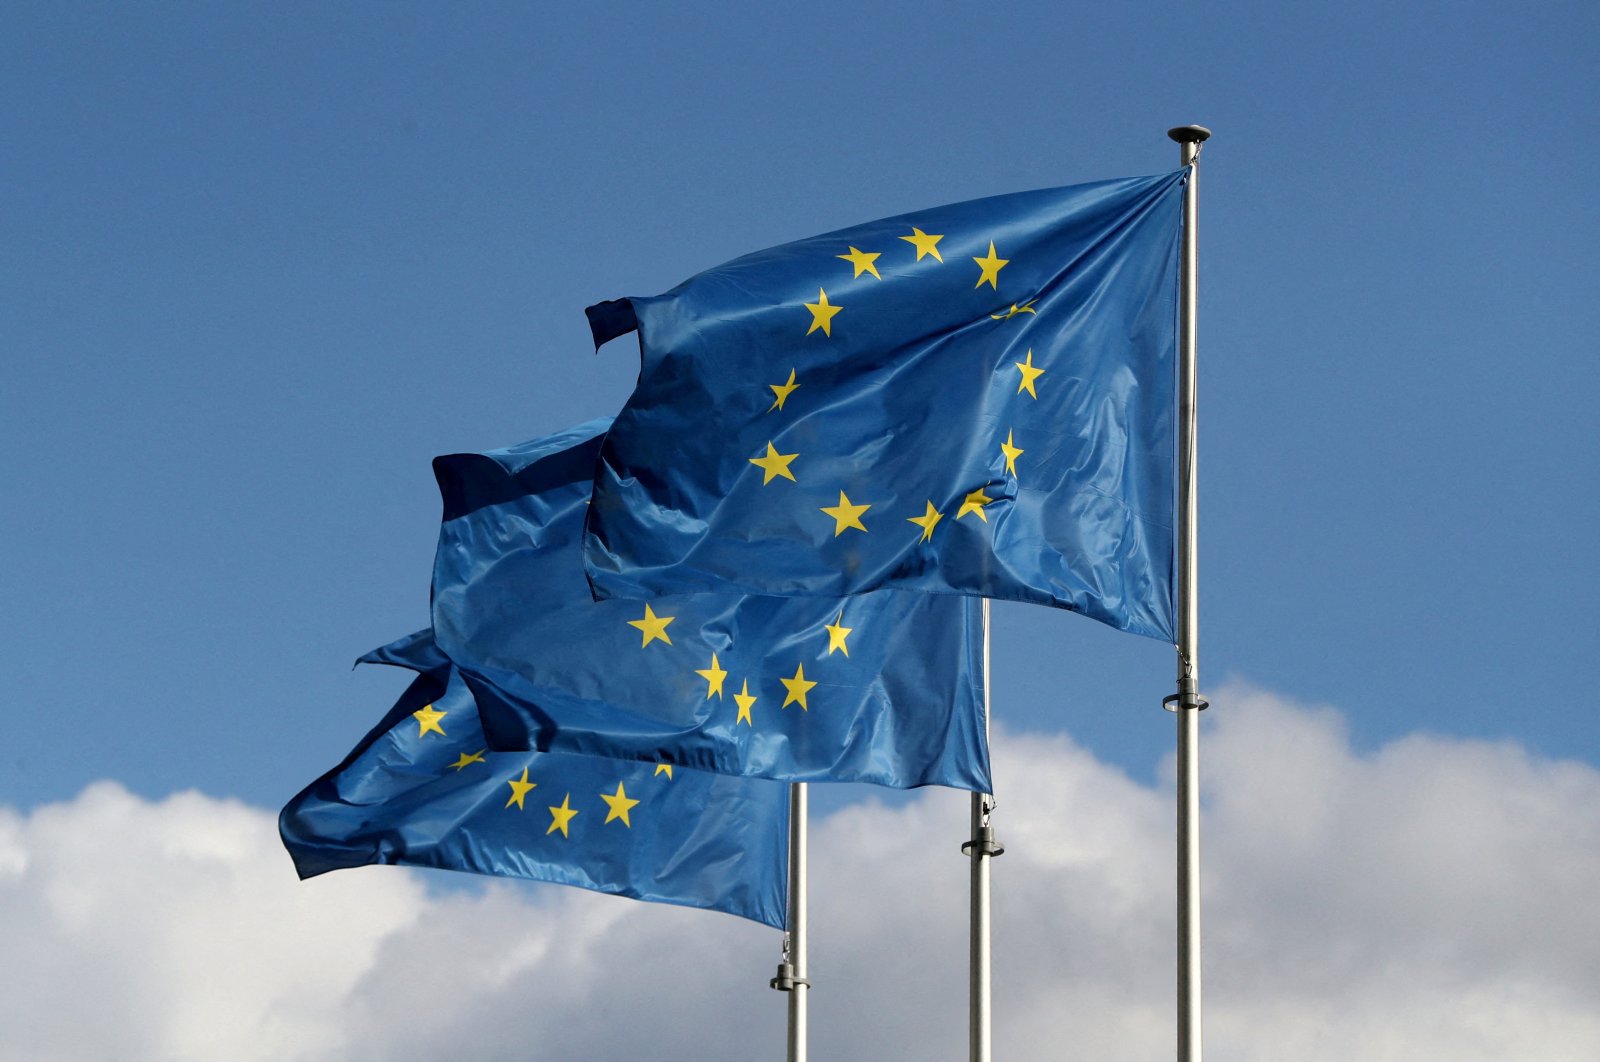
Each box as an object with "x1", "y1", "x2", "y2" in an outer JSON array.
[
  {"x1": 3, "y1": 4, "x2": 1597, "y2": 1058},
  {"x1": 6, "y1": 1, "x2": 1594, "y2": 804}
]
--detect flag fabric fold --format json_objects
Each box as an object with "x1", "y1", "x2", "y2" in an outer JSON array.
[
  {"x1": 430, "y1": 418, "x2": 990, "y2": 792},
  {"x1": 583, "y1": 171, "x2": 1185, "y2": 641},
  {"x1": 280, "y1": 629, "x2": 790, "y2": 928}
]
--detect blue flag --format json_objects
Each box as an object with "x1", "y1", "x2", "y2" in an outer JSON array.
[
  {"x1": 582, "y1": 172, "x2": 1185, "y2": 641},
  {"x1": 280, "y1": 630, "x2": 790, "y2": 928},
  {"x1": 431, "y1": 419, "x2": 990, "y2": 792}
]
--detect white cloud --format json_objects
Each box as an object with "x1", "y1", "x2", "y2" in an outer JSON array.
[{"x1": 2, "y1": 685, "x2": 1597, "y2": 1061}]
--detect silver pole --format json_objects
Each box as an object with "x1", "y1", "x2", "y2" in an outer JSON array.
[
  {"x1": 969, "y1": 787, "x2": 990, "y2": 1062},
  {"x1": 770, "y1": 782, "x2": 809, "y2": 1061},
  {"x1": 967, "y1": 599, "x2": 1002, "y2": 1062},
  {"x1": 1167, "y1": 123, "x2": 1210, "y2": 1062}
]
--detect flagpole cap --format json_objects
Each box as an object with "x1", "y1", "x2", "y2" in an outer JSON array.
[{"x1": 1167, "y1": 125, "x2": 1212, "y2": 144}]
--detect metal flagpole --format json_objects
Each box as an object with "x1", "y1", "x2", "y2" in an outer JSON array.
[
  {"x1": 1165, "y1": 123, "x2": 1210, "y2": 1062},
  {"x1": 771, "y1": 782, "x2": 809, "y2": 1061},
  {"x1": 964, "y1": 598, "x2": 1003, "y2": 1062}
]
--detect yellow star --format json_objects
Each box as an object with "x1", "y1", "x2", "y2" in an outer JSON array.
[
  {"x1": 820, "y1": 491, "x2": 870, "y2": 536},
  {"x1": 654, "y1": 763, "x2": 674, "y2": 779},
  {"x1": 627, "y1": 603, "x2": 675, "y2": 647},
  {"x1": 749, "y1": 441, "x2": 799, "y2": 484},
  {"x1": 505, "y1": 767, "x2": 537, "y2": 810},
  {"x1": 907, "y1": 501, "x2": 944, "y2": 542},
  {"x1": 450, "y1": 749, "x2": 486, "y2": 771},
  {"x1": 1015, "y1": 349, "x2": 1045, "y2": 399},
  {"x1": 837, "y1": 246, "x2": 882, "y2": 279},
  {"x1": 958, "y1": 488, "x2": 993, "y2": 522},
  {"x1": 600, "y1": 782, "x2": 641, "y2": 827},
  {"x1": 990, "y1": 300, "x2": 1038, "y2": 320},
  {"x1": 768, "y1": 369, "x2": 800, "y2": 411},
  {"x1": 973, "y1": 241, "x2": 1009, "y2": 290},
  {"x1": 824, "y1": 611, "x2": 853, "y2": 656},
  {"x1": 780, "y1": 663, "x2": 817, "y2": 711},
  {"x1": 805, "y1": 288, "x2": 842, "y2": 337},
  {"x1": 900, "y1": 227, "x2": 944, "y2": 262},
  {"x1": 546, "y1": 793, "x2": 579, "y2": 837},
  {"x1": 695, "y1": 652, "x2": 728, "y2": 699},
  {"x1": 1001, "y1": 430, "x2": 1024, "y2": 477},
  {"x1": 734, "y1": 679, "x2": 757, "y2": 726},
  {"x1": 412, "y1": 704, "x2": 447, "y2": 738}
]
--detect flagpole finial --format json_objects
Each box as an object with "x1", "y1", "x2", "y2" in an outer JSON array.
[{"x1": 1167, "y1": 125, "x2": 1212, "y2": 144}]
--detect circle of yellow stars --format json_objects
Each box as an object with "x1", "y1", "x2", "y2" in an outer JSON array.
[
  {"x1": 619, "y1": 588, "x2": 863, "y2": 733},
  {"x1": 738, "y1": 218, "x2": 1047, "y2": 546},
  {"x1": 406, "y1": 708, "x2": 682, "y2": 842}
]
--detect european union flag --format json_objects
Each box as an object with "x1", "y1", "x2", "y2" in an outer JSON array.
[
  {"x1": 583, "y1": 171, "x2": 1186, "y2": 641},
  {"x1": 432, "y1": 419, "x2": 990, "y2": 792},
  {"x1": 280, "y1": 630, "x2": 789, "y2": 928}
]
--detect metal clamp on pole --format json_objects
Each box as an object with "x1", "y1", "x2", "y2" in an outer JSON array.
[
  {"x1": 961, "y1": 824, "x2": 1006, "y2": 858},
  {"x1": 1162, "y1": 691, "x2": 1210, "y2": 713},
  {"x1": 769, "y1": 962, "x2": 810, "y2": 992}
]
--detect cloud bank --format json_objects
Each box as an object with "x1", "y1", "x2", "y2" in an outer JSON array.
[{"x1": 3, "y1": 685, "x2": 1597, "y2": 1061}]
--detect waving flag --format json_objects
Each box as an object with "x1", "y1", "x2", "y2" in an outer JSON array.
[
  {"x1": 583, "y1": 171, "x2": 1185, "y2": 640},
  {"x1": 280, "y1": 630, "x2": 789, "y2": 928},
  {"x1": 431, "y1": 419, "x2": 989, "y2": 792}
]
